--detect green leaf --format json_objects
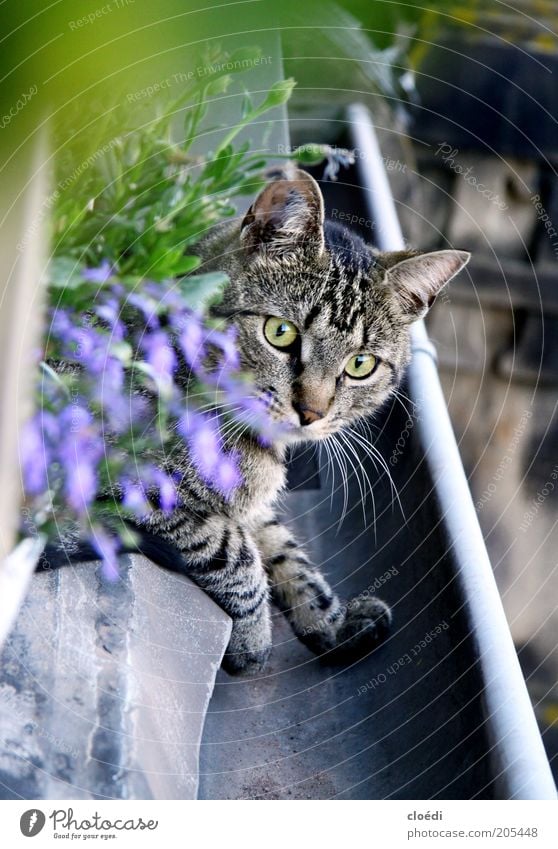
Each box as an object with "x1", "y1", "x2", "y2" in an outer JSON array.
[
  {"x1": 227, "y1": 46, "x2": 263, "y2": 68},
  {"x1": 204, "y1": 74, "x2": 232, "y2": 98},
  {"x1": 172, "y1": 255, "x2": 201, "y2": 276},
  {"x1": 291, "y1": 143, "x2": 330, "y2": 166},
  {"x1": 179, "y1": 271, "x2": 228, "y2": 310},
  {"x1": 44, "y1": 256, "x2": 85, "y2": 290},
  {"x1": 215, "y1": 79, "x2": 296, "y2": 153},
  {"x1": 241, "y1": 90, "x2": 254, "y2": 119},
  {"x1": 203, "y1": 145, "x2": 233, "y2": 181},
  {"x1": 256, "y1": 78, "x2": 296, "y2": 112}
]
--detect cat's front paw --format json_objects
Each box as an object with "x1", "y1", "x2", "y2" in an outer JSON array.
[
  {"x1": 222, "y1": 645, "x2": 272, "y2": 676},
  {"x1": 328, "y1": 596, "x2": 392, "y2": 661},
  {"x1": 221, "y1": 617, "x2": 272, "y2": 676}
]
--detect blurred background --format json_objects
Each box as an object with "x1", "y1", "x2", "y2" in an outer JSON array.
[
  {"x1": 288, "y1": 0, "x2": 558, "y2": 783},
  {"x1": 1, "y1": 0, "x2": 557, "y2": 789}
]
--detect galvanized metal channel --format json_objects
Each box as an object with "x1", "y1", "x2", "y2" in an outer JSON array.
[{"x1": 347, "y1": 102, "x2": 556, "y2": 800}]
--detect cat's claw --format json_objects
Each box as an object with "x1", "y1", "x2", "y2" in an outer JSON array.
[
  {"x1": 326, "y1": 596, "x2": 392, "y2": 662},
  {"x1": 222, "y1": 616, "x2": 273, "y2": 675},
  {"x1": 222, "y1": 644, "x2": 272, "y2": 676}
]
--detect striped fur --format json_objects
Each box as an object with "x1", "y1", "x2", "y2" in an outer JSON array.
[
  {"x1": 138, "y1": 172, "x2": 468, "y2": 673},
  {"x1": 48, "y1": 171, "x2": 469, "y2": 675}
]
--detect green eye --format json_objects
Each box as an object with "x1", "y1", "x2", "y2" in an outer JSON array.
[
  {"x1": 345, "y1": 353, "x2": 378, "y2": 379},
  {"x1": 264, "y1": 316, "x2": 299, "y2": 349}
]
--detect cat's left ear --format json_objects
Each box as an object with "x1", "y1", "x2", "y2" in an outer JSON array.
[
  {"x1": 384, "y1": 249, "x2": 471, "y2": 320},
  {"x1": 240, "y1": 169, "x2": 325, "y2": 257}
]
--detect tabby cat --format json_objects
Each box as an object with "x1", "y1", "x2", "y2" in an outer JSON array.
[{"x1": 45, "y1": 169, "x2": 470, "y2": 675}]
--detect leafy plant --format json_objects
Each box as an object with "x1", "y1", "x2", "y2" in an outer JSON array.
[{"x1": 20, "y1": 46, "x2": 342, "y2": 577}]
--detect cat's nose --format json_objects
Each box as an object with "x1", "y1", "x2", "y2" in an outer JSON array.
[{"x1": 293, "y1": 401, "x2": 324, "y2": 426}]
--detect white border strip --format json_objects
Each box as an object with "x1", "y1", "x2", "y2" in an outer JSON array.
[
  {"x1": 0, "y1": 535, "x2": 45, "y2": 648},
  {"x1": 0, "y1": 129, "x2": 48, "y2": 650}
]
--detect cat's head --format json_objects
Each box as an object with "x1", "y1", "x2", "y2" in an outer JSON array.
[{"x1": 211, "y1": 170, "x2": 469, "y2": 444}]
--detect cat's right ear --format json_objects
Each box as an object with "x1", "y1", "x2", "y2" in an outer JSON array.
[
  {"x1": 384, "y1": 249, "x2": 471, "y2": 321},
  {"x1": 240, "y1": 169, "x2": 325, "y2": 258}
]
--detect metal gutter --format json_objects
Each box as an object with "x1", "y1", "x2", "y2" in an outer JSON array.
[
  {"x1": 0, "y1": 555, "x2": 231, "y2": 799},
  {"x1": 347, "y1": 102, "x2": 556, "y2": 801}
]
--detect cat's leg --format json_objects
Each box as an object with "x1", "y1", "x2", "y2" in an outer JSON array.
[
  {"x1": 256, "y1": 513, "x2": 391, "y2": 660},
  {"x1": 162, "y1": 513, "x2": 272, "y2": 675}
]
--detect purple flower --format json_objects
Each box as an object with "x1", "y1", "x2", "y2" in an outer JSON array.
[
  {"x1": 122, "y1": 482, "x2": 150, "y2": 517},
  {"x1": 90, "y1": 526, "x2": 120, "y2": 581},
  {"x1": 95, "y1": 298, "x2": 119, "y2": 326},
  {"x1": 142, "y1": 331, "x2": 176, "y2": 382},
  {"x1": 93, "y1": 359, "x2": 129, "y2": 433},
  {"x1": 82, "y1": 260, "x2": 113, "y2": 283},
  {"x1": 210, "y1": 326, "x2": 240, "y2": 370},
  {"x1": 40, "y1": 411, "x2": 61, "y2": 443},
  {"x1": 94, "y1": 298, "x2": 124, "y2": 340},
  {"x1": 102, "y1": 357, "x2": 124, "y2": 393},
  {"x1": 59, "y1": 404, "x2": 93, "y2": 436},
  {"x1": 153, "y1": 469, "x2": 177, "y2": 513},
  {"x1": 183, "y1": 414, "x2": 241, "y2": 499},
  {"x1": 107, "y1": 393, "x2": 148, "y2": 434},
  {"x1": 177, "y1": 408, "x2": 197, "y2": 438},
  {"x1": 216, "y1": 378, "x2": 286, "y2": 445},
  {"x1": 58, "y1": 405, "x2": 102, "y2": 514},
  {"x1": 127, "y1": 292, "x2": 159, "y2": 329},
  {"x1": 134, "y1": 465, "x2": 178, "y2": 514},
  {"x1": 146, "y1": 281, "x2": 184, "y2": 313},
  {"x1": 60, "y1": 326, "x2": 112, "y2": 374},
  {"x1": 65, "y1": 459, "x2": 97, "y2": 514},
  {"x1": 20, "y1": 418, "x2": 49, "y2": 495},
  {"x1": 212, "y1": 452, "x2": 241, "y2": 497},
  {"x1": 24, "y1": 268, "x2": 276, "y2": 550},
  {"x1": 323, "y1": 147, "x2": 355, "y2": 182},
  {"x1": 93, "y1": 357, "x2": 124, "y2": 409},
  {"x1": 179, "y1": 314, "x2": 205, "y2": 368},
  {"x1": 50, "y1": 309, "x2": 74, "y2": 344},
  {"x1": 189, "y1": 418, "x2": 221, "y2": 478}
]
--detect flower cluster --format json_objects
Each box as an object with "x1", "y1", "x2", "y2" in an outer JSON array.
[
  {"x1": 17, "y1": 46, "x2": 334, "y2": 578},
  {"x1": 21, "y1": 266, "x2": 279, "y2": 579}
]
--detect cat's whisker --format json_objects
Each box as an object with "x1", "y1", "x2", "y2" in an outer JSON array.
[
  {"x1": 218, "y1": 412, "x2": 246, "y2": 432},
  {"x1": 328, "y1": 433, "x2": 352, "y2": 534},
  {"x1": 336, "y1": 428, "x2": 377, "y2": 539},
  {"x1": 210, "y1": 405, "x2": 246, "y2": 427},
  {"x1": 167, "y1": 399, "x2": 250, "y2": 436},
  {"x1": 318, "y1": 439, "x2": 335, "y2": 509},
  {"x1": 325, "y1": 435, "x2": 345, "y2": 529},
  {"x1": 319, "y1": 439, "x2": 337, "y2": 512},
  {"x1": 333, "y1": 434, "x2": 368, "y2": 535},
  {"x1": 344, "y1": 426, "x2": 408, "y2": 526},
  {"x1": 346, "y1": 426, "x2": 392, "y2": 487},
  {"x1": 136, "y1": 411, "x2": 161, "y2": 443},
  {"x1": 393, "y1": 387, "x2": 417, "y2": 409},
  {"x1": 356, "y1": 416, "x2": 382, "y2": 441},
  {"x1": 221, "y1": 424, "x2": 249, "y2": 457},
  {"x1": 225, "y1": 410, "x2": 259, "y2": 454},
  {"x1": 220, "y1": 414, "x2": 252, "y2": 443},
  {"x1": 219, "y1": 423, "x2": 249, "y2": 448},
  {"x1": 335, "y1": 431, "x2": 368, "y2": 521},
  {"x1": 392, "y1": 388, "x2": 419, "y2": 421}
]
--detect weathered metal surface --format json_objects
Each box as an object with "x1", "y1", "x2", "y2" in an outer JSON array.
[
  {"x1": 199, "y1": 406, "x2": 496, "y2": 800},
  {"x1": 0, "y1": 555, "x2": 231, "y2": 800},
  {"x1": 349, "y1": 103, "x2": 556, "y2": 799},
  {"x1": 198, "y1": 107, "x2": 556, "y2": 801}
]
